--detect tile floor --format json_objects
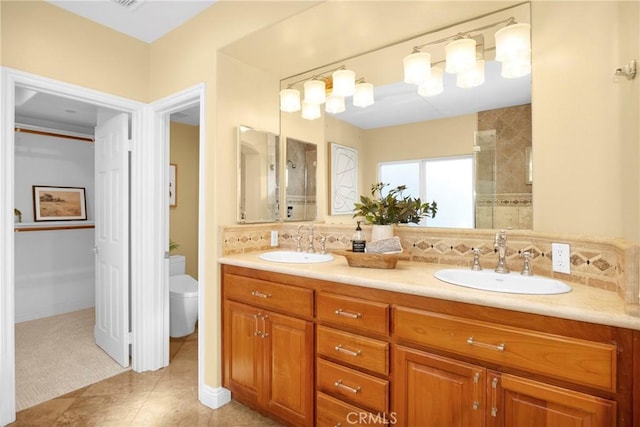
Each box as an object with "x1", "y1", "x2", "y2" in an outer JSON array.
[{"x1": 9, "y1": 330, "x2": 282, "y2": 426}]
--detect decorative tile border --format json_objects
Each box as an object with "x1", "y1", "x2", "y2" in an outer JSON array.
[{"x1": 221, "y1": 223, "x2": 639, "y2": 315}]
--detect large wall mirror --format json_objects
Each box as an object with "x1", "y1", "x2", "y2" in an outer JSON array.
[
  {"x1": 279, "y1": 2, "x2": 531, "y2": 229},
  {"x1": 237, "y1": 125, "x2": 279, "y2": 223}
]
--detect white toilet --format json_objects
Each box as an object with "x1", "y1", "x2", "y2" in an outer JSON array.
[{"x1": 169, "y1": 255, "x2": 199, "y2": 338}]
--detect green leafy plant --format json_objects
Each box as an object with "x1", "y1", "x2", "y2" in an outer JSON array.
[
  {"x1": 353, "y1": 182, "x2": 437, "y2": 225},
  {"x1": 14, "y1": 208, "x2": 22, "y2": 223},
  {"x1": 169, "y1": 240, "x2": 180, "y2": 253}
]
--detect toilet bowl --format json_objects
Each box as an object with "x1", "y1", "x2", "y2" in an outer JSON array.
[
  {"x1": 169, "y1": 255, "x2": 199, "y2": 338},
  {"x1": 170, "y1": 274, "x2": 199, "y2": 337}
]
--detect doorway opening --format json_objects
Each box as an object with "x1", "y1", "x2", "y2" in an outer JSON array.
[{"x1": 13, "y1": 87, "x2": 132, "y2": 410}]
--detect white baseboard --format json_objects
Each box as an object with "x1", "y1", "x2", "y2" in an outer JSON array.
[{"x1": 199, "y1": 385, "x2": 231, "y2": 410}]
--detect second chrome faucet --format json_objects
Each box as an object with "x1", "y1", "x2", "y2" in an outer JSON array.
[{"x1": 494, "y1": 229, "x2": 509, "y2": 273}]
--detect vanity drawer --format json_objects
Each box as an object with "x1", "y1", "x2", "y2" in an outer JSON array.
[
  {"x1": 393, "y1": 306, "x2": 616, "y2": 391},
  {"x1": 316, "y1": 292, "x2": 389, "y2": 336},
  {"x1": 317, "y1": 325, "x2": 389, "y2": 375},
  {"x1": 223, "y1": 273, "x2": 313, "y2": 318},
  {"x1": 316, "y1": 358, "x2": 389, "y2": 413},
  {"x1": 316, "y1": 392, "x2": 389, "y2": 427}
]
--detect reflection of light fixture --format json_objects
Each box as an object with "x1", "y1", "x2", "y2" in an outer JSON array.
[
  {"x1": 325, "y1": 94, "x2": 346, "y2": 114},
  {"x1": 418, "y1": 66, "x2": 444, "y2": 97},
  {"x1": 301, "y1": 101, "x2": 321, "y2": 120},
  {"x1": 403, "y1": 16, "x2": 530, "y2": 96},
  {"x1": 353, "y1": 79, "x2": 374, "y2": 107},
  {"x1": 280, "y1": 65, "x2": 375, "y2": 120},
  {"x1": 456, "y1": 59, "x2": 485, "y2": 88}
]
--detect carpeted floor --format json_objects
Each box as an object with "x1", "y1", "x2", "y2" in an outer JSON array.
[{"x1": 15, "y1": 307, "x2": 131, "y2": 411}]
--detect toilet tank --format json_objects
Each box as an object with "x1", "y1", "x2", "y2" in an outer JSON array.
[{"x1": 170, "y1": 255, "x2": 186, "y2": 276}]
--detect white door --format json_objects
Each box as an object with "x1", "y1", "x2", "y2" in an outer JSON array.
[{"x1": 94, "y1": 113, "x2": 130, "y2": 367}]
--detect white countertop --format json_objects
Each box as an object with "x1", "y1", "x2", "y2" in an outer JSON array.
[{"x1": 219, "y1": 251, "x2": 640, "y2": 331}]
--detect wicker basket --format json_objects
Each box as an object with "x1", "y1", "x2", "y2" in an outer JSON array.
[{"x1": 332, "y1": 249, "x2": 401, "y2": 269}]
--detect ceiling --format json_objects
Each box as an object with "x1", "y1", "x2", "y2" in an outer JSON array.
[
  {"x1": 45, "y1": 0, "x2": 218, "y2": 44},
  {"x1": 17, "y1": 1, "x2": 530, "y2": 134}
]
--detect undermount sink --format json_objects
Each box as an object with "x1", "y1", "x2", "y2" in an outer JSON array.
[
  {"x1": 434, "y1": 268, "x2": 572, "y2": 295},
  {"x1": 259, "y1": 250, "x2": 334, "y2": 264}
]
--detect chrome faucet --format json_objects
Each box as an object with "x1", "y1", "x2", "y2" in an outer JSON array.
[
  {"x1": 296, "y1": 224, "x2": 316, "y2": 253},
  {"x1": 494, "y1": 229, "x2": 509, "y2": 273}
]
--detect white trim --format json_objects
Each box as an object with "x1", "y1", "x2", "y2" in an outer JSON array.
[
  {"x1": 199, "y1": 385, "x2": 231, "y2": 410},
  {"x1": 147, "y1": 84, "x2": 211, "y2": 407},
  {"x1": 0, "y1": 67, "x2": 145, "y2": 426}
]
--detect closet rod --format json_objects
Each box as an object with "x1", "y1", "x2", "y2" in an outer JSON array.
[{"x1": 14, "y1": 127, "x2": 94, "y2": 143}]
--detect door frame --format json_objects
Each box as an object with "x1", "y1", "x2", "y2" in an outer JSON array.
[
  {"x1": 148, "y1": 85, "x2": 230, "y2": 409},
  {"x1": 0, "y1": 67, "x2": 157, "y2": 425}
]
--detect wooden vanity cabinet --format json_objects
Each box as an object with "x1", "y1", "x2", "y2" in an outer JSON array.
[
  {"x1": 222, "y1": 271, "x2": 314, "y2": 427},
  {"x1": 221, "y1": 265, "x2": 637, "y2": 427},
  {"x1": 393, "y1": 345, "x2": 616, "y2": 427}
]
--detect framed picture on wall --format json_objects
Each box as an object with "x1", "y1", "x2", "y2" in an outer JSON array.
[
  {"x1": 328, "y1": 142, "x2": 358, "y2": 215},
  {"x1": 32, "y1": 186, "x2": 87, "y2": 221},
  {"x1": 169, "y1": 164, "x2": 177, "y2": 207}
]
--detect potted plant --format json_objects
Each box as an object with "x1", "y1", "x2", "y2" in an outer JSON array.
[
  {"x1": 353, "y1": 182, "x2": 437, "y2": 240},
  {"x1": 14, "y1": 208, "x2": 22, "y2": 223}
]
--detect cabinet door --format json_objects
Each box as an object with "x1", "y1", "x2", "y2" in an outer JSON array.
[
  {"x1": 488, "y1": 372, "x2": 616, "y2": 427},
  {"x1": 223, "y1": 300, "x2": 262, "y2": 404},
  {"x1": 393, "y1": 345, "x2": 485, "y2": 427},
  {"x1": 263, "y1": 311, "x2": 314, "y2": 427}
]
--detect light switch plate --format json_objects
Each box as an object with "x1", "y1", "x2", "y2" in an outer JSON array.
[
  {"x1": 270, "y1": 230, "x2": 278, "y2": 247},
  {"x1": 551, "y1": 243, "x2": 570, "y2": 274}
]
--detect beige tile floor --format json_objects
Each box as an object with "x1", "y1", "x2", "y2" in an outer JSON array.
[{"x1": 9, "y1": 330, "x2": 282, "y2": 426}]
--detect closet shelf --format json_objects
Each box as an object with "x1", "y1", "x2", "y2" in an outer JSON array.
[{"x1": 14, "y1": 221, "x2": 95, "y2": 232}]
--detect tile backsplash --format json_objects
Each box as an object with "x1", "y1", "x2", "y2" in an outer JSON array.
[{"x1": 220, "y1": 223, "x2": 639, "y2": 316}]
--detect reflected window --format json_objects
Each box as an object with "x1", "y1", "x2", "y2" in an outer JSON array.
[{"x1": 379, "y1": 155, "x2": 474, "y2": 228}]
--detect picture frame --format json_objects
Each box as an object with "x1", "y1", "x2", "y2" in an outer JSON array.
[
  {"x1": 169, "y1": 164, "x2": 177, "y2": 207},
  {"x1": 328, "y1": 142, "x2": 358, "y2": 215},
  {"x1": 33, "y1": 186, "x2": 87, "y2": 221}
]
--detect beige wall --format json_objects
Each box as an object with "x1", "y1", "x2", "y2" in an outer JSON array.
[
  {"x1": 532, "y1": 1, "x2": 639, "y2": 240},
  {"x1": 170, "y1": 122, "x2": 199, "y2": 279},
  {"x1": 1, "y1": 1, "x2": 149, "y2": 101}
]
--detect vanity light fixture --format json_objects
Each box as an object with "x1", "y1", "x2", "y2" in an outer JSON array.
[
  {"x1": 403, "y1": 50, "x2": 431, "y2": 85},
  {"x1": 403, "y1": 16, "x2": 530, "y2": 97},
  {"x1": 445, "y1": 36, "x2": 477, "y2": 74},
  {"x1": 279, "y1": 65, "x2": 375, "y2": 120},
  {"x1": 332, "y1": 69, "x2": 356, "y2": 97},
  {"x1": 279, "y1": 88, "x2": 301, "y2": 112},
  {"x1": 303, "y1": 79, "x2": 326, "y2": 104}
]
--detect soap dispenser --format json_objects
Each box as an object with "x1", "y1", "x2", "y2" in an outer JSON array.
[{"x1": 352, "y1": 221, "x2": 366, "y2": 253}]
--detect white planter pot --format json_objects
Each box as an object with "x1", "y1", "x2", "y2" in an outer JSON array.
[{"x1": 371, "y1": 224, "x2": 394, "y2": 242}]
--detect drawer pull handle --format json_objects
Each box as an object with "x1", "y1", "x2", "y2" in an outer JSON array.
[
  {"x1": 334, "y1": 379, "x2": 361, "y2": 394},
  {"x1": 251, "y1": 290, "x2": 271, "y2": 299},
  {"x1": 334, "y1": 345, "x2": 361, "y2": 357},
  {"x1": 467, "y1": 336, "x2": 505, "y2": 352},
  {"x1": 334, "y1": 309, "x2": 362, "y2": 319}
]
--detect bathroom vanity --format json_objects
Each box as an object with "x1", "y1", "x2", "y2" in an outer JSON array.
[{"x1": 219, "y1": 253, "x2": 640, "y2": 427}]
